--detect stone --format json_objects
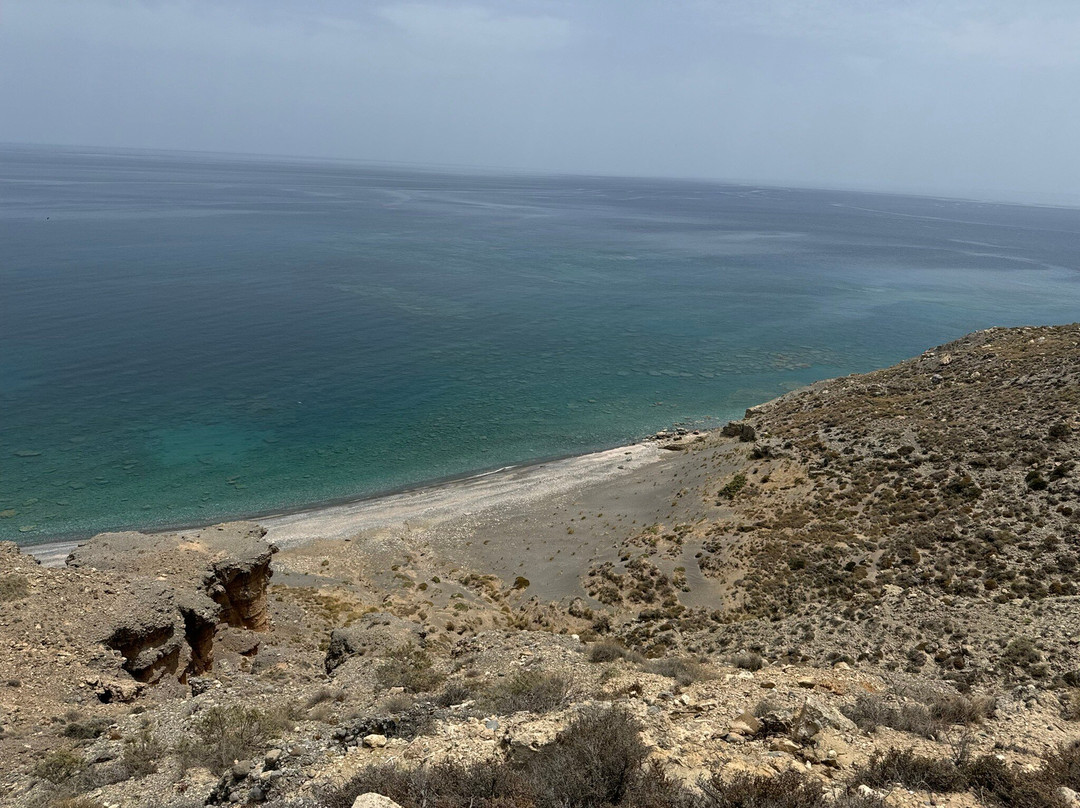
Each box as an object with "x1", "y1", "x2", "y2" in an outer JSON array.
[
  {"x1": 1059, "y1": 787, "x2": 1080, "y2": 806},
  {"x1": 729, "y1": 710, "x2": 762, "y2": 737},
  {"x1": 325, "y1": 612, "x2": 424, "y2": 674},
  {"x1": 352, "y1": 795, "x2": 405, "y2": 808},
  {"x1": 263, "y1": 748, "x2": 283, "y2": 770},
  {"x1": 363, "y1": 734, "x2": 388, "y2": 748},
  {"x1": 794, "y1": 698, "x2": 857, "y2": 741},
  {"x1": 769, "y1": 738, "x2": 801, "y2": 755}
]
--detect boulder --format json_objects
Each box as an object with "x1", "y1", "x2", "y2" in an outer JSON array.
[
  {"x1": 721, "y1": 421, "x2": 757, "y2": 442},
  {"x1": 68, "y1": 522, "x2": 276, "y2": 686},
  {"x1": 728, "y1": 710, "x2": 763, "y2": 737},
  {"x1": 793, "y1": 697, "x2": 857, "y2": 742},
  {"x1": 325, "y1": 612, "x2": 425, "y2": 674},
  {"x1": 352, "y1": 795, "x2": 404, "y2": 808}
]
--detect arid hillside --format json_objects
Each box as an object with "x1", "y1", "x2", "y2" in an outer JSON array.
[{"x1": 2, "y1": 324, "x2": 1079, "y2": 808}]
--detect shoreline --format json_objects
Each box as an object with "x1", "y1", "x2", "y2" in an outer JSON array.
[{"x1": 24, "y1": 439, "x2": 670, "y2": 567}]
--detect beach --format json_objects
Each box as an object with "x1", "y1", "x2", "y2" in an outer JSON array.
[{"x1": 26, "y1": 439, "x2": 670, "y2": 568}]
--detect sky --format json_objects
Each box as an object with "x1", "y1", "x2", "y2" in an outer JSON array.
[{"x1": 2, "y1": 0, "x2": 1079, "y2": 202}]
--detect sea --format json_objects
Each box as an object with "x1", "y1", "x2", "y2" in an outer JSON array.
[{"x1": 3, "y1": 144, "x2": 1079, "y2": 544}]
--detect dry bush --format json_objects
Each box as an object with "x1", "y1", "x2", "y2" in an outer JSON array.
[
  {"x1": 323, "y1": 706, "x2": 665, "y2": 808},
  {"x1": 731, "y1": 652, "x2": 765, "y2": 672},
  {"x1": 644, "y1": 656, "x2": 715, "y2": 686},
  {"x1": 61, "y1": 716, "x2": 112, "y2": 740},
  {"x1": 304, "y1": 687, "x2": 345, "y2": 710},
  {"x1": 0, "y1": 573, "x2": 29, "y2": 602},
  {"x1": 483, "y1": 670, "x2": 572, "y2": 714},
  {"x1": 177, "y1": 704, "x2": 294, "y2": 775},
  {"x1": 434, "y1": 682, "x2": 474, "y2": 708},
  {"x1": 117, "y1": 723, "x2": 164, "y2": 779},
  {"x1": 854, "y1": 749, "x2": 967, "y2": 792},
  {"x1": 375, "y1": 645, "x2": 445, "y2": 694},
  {"x1": 843, "y1": 691, "x2": 992, "y2": 739},
  {"x1": 928, "y1": 692, "x2": 996, "y2": 725},
  {"x1": 589, "y1": 640, "x2": 632, "y2": 663}
]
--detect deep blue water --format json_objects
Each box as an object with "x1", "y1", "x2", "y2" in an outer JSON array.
[{"x1": 3, "y1": 145, "x2": 1079, "y2": 544}]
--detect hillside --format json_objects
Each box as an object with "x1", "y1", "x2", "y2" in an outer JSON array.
[{"x1": 2, "y1": 324, "x2": 1079, "y2": 808}]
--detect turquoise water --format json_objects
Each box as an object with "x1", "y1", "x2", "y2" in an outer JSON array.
[{"x1": 3, "y1": 145, "x2": 1079, "y2": 544}]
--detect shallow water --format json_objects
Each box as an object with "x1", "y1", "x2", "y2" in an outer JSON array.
[{"x1": 3, "y1": 145, "x2": 1079, "y2": 543}]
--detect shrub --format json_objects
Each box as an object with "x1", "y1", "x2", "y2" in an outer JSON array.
[
  {"x1": 720, "y1": 474, "x2": 748, "y2": 500},
  {"x1": 644, "y1": 656, "x2": 715, "y2": 686},
  {"x1": 0, "y1": 574, "x2": 29, "y2": 602},
  {"x1": 1003, "y1": 638, "x2": 1043, "y2": 670},
  {"x1": 177, "y1": 704, "x2": 290, "y2": 774},
  {"x1": 33, "y1": 748, "x2": 86, "y2": 785},
  {"x1": 589, "y1": 641, "x2": 631, "y2": 663},
  {"x1": 700, "y1": 769, "x2": 827, "y2": 808},
  {"x1": 375, "y1": 645, "x2": 445, "y2": 694},
  {"x1": 61, "y1": 716, "x2": 112, "y2": 740},
  {"x1": 120, "y1": 723, "x2": 163, "y2": 778},
  {"x1": 928, "y1": 693, "x2": 995, "y2": 725},
  {"x1": 854, "y1": 749, "x2": 967, "y2": 792},
  {"x1": 434, "y1": 682, "x2": 474, "y2": 708},
  {"x1": 483, "y1": 670, "x2": 572, "y2": 714},
  {"x1": 517, "y1": 706, "x2": 648, "y2": 807},
  {"x1": 323, "y1": 706, "x2": 655, "y2": 808},
  {"x1": 731, "y1": 651, "x2": 765, "y2": 672}
]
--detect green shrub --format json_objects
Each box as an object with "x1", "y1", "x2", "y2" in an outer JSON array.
[
  {"x1": 33, "y1": 748, "x2": 86, "y2": 784},
  {"x1": 719, "y1": 474, "x2": 748, "y2": 500},
  {"x1": 61, "y1": 716, "x2": 112, "y2": 740}
]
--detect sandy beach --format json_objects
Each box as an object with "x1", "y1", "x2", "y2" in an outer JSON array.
[{"x1": 25, "y1": 439, "x2": 668, "y2": 568}]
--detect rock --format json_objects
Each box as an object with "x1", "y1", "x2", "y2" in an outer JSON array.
[
  {"x1": 794, "y1": 697, "x2": 857, "y2": 741},
  {"x1": 189, "y1": 676, "x2": 217, "y2": 696},
  {"x1": 721, "y1": 421, "x2": 757, "y2": 442},
  {"x1": 728, "y1": 710, "x2": 762, "y2": 737},
  {"x1": 352, "y1": 794, "x2": 404, "y2": 808},
  {"x1": 363, "y1": 734, "x2": 388, "y2": 748},
  {"x1": 325, "y1": 612, "x2": 425, "y2": 674},
  {"x1": 797, "y1": 677, "x2": 816, "y2": 688},
  {"x1": 769, "y1": 738, "x2": 801, "y2": 755},
  {"x1": 1059, "y1": 787, "x2": 1080, "y2": 806},
  {"x1": 88, "y1": 677, "x2": 144, "y2": 703},
  {"x1": 66, "y1": 522, "x2": 275, "y2": 685},
  {"x1": 263, "y1": 748, "x2": 283, "y2": 770}
]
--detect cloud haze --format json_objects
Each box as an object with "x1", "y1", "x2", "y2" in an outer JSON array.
[{"x1": 2, "y1": 0, "x2": 1078, "y2": 201}]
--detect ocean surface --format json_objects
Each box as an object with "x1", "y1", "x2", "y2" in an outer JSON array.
[{"x1": 3, "y1": 145, "x2": 1079, "y2": 544}]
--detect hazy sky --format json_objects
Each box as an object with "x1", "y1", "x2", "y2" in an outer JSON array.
[{"x1": 3, "y1": 0, "x2": 1079, "y2": 201}]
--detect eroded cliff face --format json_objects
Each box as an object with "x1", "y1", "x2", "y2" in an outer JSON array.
[{"x1": 50, "y1": 522, "x2": 277, "y2": 688}]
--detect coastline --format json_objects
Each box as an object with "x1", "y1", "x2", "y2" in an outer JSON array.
[{"x1": 25, "y1": 439, "x2": 668, "y2": 567}]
